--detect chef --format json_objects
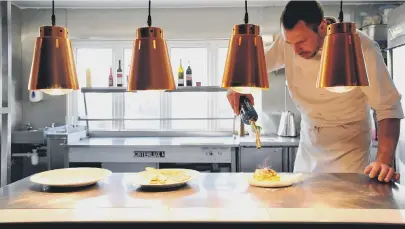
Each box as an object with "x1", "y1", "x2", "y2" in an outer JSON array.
[{"x1": 227, "y1": 1, "x2": 404, "y2": 182}]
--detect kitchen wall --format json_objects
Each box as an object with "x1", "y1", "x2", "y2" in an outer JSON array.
[
  {"x1": 11, "y1": 4, "x2": 22, "y2": 130},
  {"x1": 18, "y1": 4, "x2": 393, "y2": 132}
]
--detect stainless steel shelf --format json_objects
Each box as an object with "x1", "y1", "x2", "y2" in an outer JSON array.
[
  {"x1": 81, "y1": 87, "x2": 129, "y2": 93},
  {"x1": 78, "y1": 117, "x2": 235, "y2": 121},
  {"x1": 81, "y1": 86, "x2": 226, "y2": 93},
  {"x1": 0, "y1": 108, "x2": 10, "y2": 114},
  {"x1": 166, "y1": 86, "x2": 227, "y2": 92}
]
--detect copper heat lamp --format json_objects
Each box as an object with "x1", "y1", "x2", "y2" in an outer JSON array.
[
  {"x1": 316, "y1": 0, "x2": 369, "y2": 93},
  {"x1": 128, "y1": 0, "x2": 175, "y2": 91},
  {"x1": 28, "y1": 0, "x2": 79, "y2": 96},
  {"x1": 221, "y1": 0, "x2": 269, "y2": 94}
]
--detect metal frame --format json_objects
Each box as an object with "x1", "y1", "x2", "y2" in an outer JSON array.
[{"x1": 0, "y1": 1, "x2": 12, "y2": 188}]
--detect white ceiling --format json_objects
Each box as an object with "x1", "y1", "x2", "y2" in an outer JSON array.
[{"x1": 11, "y1": 0, "x2": 404, "y2": 9}]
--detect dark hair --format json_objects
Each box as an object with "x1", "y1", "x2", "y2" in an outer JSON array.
[{"x1": 280, "y1": 1, "x2": 324, "y2": 31}]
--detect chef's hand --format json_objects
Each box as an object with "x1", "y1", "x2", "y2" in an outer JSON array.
[
  {"x1": 364, "y1": 161, "x2": 400, "y2": 183},
  {"x1": 226, "y1": 89, "x2": 254, "y2": 115}
]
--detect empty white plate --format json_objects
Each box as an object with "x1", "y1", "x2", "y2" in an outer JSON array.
[{"x1": 30, "y1": 167, "x2": 112, "y2": 187}]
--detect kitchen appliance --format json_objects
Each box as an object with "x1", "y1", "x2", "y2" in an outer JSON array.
[
  {"x1": 387, "y1": 4, "x2": 405, "y2": 184},
  {"x1": 277, "y1": 80, "x2": 298, "y2": 137},
  {"x1": 240, "y1": 96, "x2": 261, "y2": 149}
]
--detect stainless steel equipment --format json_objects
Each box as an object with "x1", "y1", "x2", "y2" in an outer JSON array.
[
  {"x1": 238, "y1": 146, "x2": 297, "y2": 173},
  {"x1": 387, "y1": 4, "x2": 405, "y2": 184},
  {"x1": 277, "y1": 111, "x2": 297, "y2": 137},
  {"x1": 10, "y1": 124, "x2": 86, "y2": 182},
  {"x1": 277, "y1": 80, "x2": 298, "y2": 137}
]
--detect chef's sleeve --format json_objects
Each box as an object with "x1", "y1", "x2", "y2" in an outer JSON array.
[
  {"x1": 361, "y1": 40, "x2": 404, "y2": 121},
  {"x1": 264, "y1": 34, "x2": 286, "y2": 73}
]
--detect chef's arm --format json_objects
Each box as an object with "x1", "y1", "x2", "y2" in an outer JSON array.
[
  {"x1": 376, "y1": 118, "x2": 400, "y2": 165},
  {"x1": 360, "y1": 40, "x2": 404, "y2": 166}
]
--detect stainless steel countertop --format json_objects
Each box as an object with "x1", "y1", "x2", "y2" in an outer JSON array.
[
  {"x1": 67, "y1": 135, "x2": 378, "y2": 148},
  {"x1": 67, "y1": 136, "x2": 241, "y2": 147},
  {"x1": 0, "y1": 173, "x2": 404, "y2": 223}
]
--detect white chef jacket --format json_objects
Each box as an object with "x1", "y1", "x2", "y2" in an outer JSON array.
[{"x1": 265, "y1": 30, "x2": 404, "y2": 173}]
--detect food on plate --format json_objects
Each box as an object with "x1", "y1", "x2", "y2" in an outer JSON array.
[
  {"x1": 142, "y1": 167, "x2": 191, "y2": 184},
  {"x1": 253, "y1": 167, "x2": 280, "y2": 182}
]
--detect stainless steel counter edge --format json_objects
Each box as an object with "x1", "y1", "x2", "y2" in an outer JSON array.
[
  {"x1": 0, "y1": 208, "x2": 404, "y2": 223},
  {"x1": 67, "y1": 136, "x2": 378, "y2": 148}
]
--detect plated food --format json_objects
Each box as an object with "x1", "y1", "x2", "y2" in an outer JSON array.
[
  {"x1": 134, "y1": 167, "x2": 199, "y2": 188},
  {"x1": 253, "y1": 167, "x2": 280, "y2": 182},
  {"x1": 248, "y1": 167, "x2": 302, "y2": 188}
]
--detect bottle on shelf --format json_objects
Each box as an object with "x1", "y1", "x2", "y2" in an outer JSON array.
[
  {"x1": 108, "y1": 67, "x2": 114, "y2": 87},
  {"x1": 186, "y1": 61, "x2": 193, "y2": 86},
  {"x1": 178, "y1": 59, "x2": 184, "y2": 87},
  {"x1": 117, "y1": 60, "x2": 123, "y2": 87},
  {"x1": 86, "y1": 68, "x2": 92, "y2": 87}
]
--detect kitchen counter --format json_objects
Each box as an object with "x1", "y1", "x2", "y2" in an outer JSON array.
[
  {"x1": 68, "y1": 136, "x2": 241, "y2": 148},
  {"x1": 0, "y1": 173, "x2": 404, "y2": 224},
  {"x1": 67, "y1": 135, "x2": 378, "y2": 148},
  {"x1": 67, "y1": 135, "x2": 301, "y2": 148}
]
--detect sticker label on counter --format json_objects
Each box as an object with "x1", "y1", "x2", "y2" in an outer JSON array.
[{"x1": 133, "y1": 151, "x2": 165, "y2": 158}]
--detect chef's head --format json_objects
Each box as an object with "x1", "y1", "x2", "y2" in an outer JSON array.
[{"x1": 280, "y1": 1, "x2": 328, "y2": 59}]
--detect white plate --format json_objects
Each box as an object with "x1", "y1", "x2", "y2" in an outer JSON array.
[
  {"x1": 132, "y1": 168, "x2": 200, "y2": 188},
  {"x1": 30, "y1": 167, "x2": 112, "y2": 187},
  {"x1": 248, "y1": 173, "x2": 303, "y2": 188}
]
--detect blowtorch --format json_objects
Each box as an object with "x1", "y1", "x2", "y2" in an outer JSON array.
[{"x1": 239, "y1": 95, "x2": 261, "y2": 149}]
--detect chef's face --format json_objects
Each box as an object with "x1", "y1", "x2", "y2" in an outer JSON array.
[{"x1": 282, "y1": 20, "x2": 327, "y2": 59}]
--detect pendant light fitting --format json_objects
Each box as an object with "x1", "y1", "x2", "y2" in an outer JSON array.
[
  {"x1": 316, "y1": 0, "x2": 370, "y2": 93},
  {"x1": 127, "y1": 0, "x2": 175, "y2": 91},
  {"x1": 28, "y1": 0, "x2": 79, "y2": 96},
  {"x1": 221, "y1": 0, "x2": 269, "y2": 95}
]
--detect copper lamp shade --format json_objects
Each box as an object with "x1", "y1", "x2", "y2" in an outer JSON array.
[
  {"x1": 221, "y1": 24, "x2": 269, "y2": 94},
  {"x1": 28, "y1": 26, "x2": 79, "y2": 96},
  {"x1": 317, "y1": 22, "x2": 369, "y2": 93},
  {"x1": 128, "y1": 27, "x2": 175, "y2": 91}
]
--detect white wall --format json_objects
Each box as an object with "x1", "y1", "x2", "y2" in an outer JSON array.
[{"x1": 19, "y1": 4, "x2": 391, "y2": 132}]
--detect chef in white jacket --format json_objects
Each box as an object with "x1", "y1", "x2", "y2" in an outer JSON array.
[{"x1": 227, "y1": 1, "x2": 404, "y2": 182}]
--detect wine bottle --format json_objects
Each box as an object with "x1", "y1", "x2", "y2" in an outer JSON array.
[
  {"x1": 117, "y1": 60, "x2": 123, "y2": 87},
  {"x1": 178, "y1": 59, "x2": 184, "y2": 87},
  {"x1": 108, "y1": 67, "x2": 114, "y2": 87},
  {"x1": 186, "y1": 61, "x2": 193, "y2": 86}
]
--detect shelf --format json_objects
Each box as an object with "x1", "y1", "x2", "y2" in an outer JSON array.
[
  {"x1": 81, "y1": 86, "x2": 227, "y2": 93},
  {"x1": 0, "y1": 107, "x2": 10, "y2": 114},
  {"x1": 81, "y1": 87, "x2": 129, "y2": 93},
  {"x1": 78, "y1": 117, "x2": 235, "y2": 121},
  {"x1": 166, "y1": 86, "x2": 226, "y2": 92}
]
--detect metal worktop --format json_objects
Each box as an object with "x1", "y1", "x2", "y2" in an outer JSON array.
[
  {"x1": 68, "y1": 136, "x2": 240, "y2": 148},
  {"x1": 67, "y1": 135, "x2": 377, "y2": 148},
  {"x1": 0, "y1": 173, "x2": 404, "y2": 223}
]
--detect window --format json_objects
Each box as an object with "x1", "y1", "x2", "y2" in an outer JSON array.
[
  {"x1": 68, "y1": 40, "x2": 262, "y2": 132},
  {"x1": 74, "y1": 48, "x2": 113, "y2": 130},
  {"x1": 169, "y1": 45, "x2": 209, "y2": 130},
  {"x1": 123, "y1": 48, "x2": 161, "y2": 130}
]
